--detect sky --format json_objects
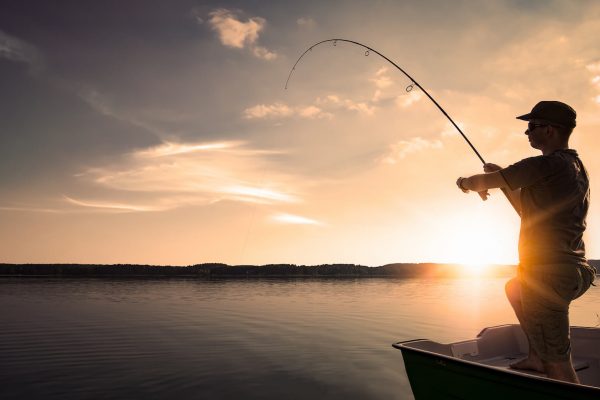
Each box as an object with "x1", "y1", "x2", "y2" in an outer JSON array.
[{"x1": 2, "y1": 0, "x2": 600, "y2": 266}]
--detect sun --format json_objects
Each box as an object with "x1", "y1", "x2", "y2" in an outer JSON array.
[
  {"x1": 458, "y1": 262, "x2": 492, "y2": 277},
  {"x1": 427, "y1": 203, "x2": 519, "y2": 271}
]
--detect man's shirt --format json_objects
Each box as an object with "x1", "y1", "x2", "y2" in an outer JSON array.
[{"x1": 500, "y1": 149, "x2": 589, "y2": 266}]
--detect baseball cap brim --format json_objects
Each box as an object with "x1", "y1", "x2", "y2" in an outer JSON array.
[{"x1": 516, "y1": 113, "x2": 533, "y2": 121}]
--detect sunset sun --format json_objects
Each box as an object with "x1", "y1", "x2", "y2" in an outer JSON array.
[{"x1": 428, "y1": 204, "x2": 519, "y2": 268}]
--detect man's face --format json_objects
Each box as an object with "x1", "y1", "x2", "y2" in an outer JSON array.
[{"x1": 525, "y1": 119, "x2": 549, "y2": 150}]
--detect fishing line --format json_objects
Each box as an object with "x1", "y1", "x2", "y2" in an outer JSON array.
[{"x1": 285, "y1": 38, "x2": 519, "y2": 214}]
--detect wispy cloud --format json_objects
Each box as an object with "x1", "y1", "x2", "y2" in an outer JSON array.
[
  {"x1": 395, "y1": 91, "x2": 423, "y2": 108},
  {"x1": 245, "y1": 95, "x2": 381, "y2": 121},
  {"x1": 250, "y1": 64, "x2": 422, "y2": 121},
  {"x1": 63, "y1": 196, "x2": 170, "y2": 212},
  {"x1": 370, "y1": 67, "x2": 393, "y2": 89},
  {"x1": 316, "y1": 95, "x2": 376, "y2": 116},
  {"x1": 78, "y1": 88, "x2": 163, "y2": 136},
  {"x1": 586, "y1": 61, "x2": 600, "y2": 104},
  {"x1": 0, "y1": 206, "x2": 63, "y2": 213},
  {"x1": 439, "y1": 121, "x2": 467, "y2": 137},
  {"x1": 586, "y1": 60, "x2": 600, "y2": 74},
  {"x1": 251, "y1": 46, "x2": 277, "y2": 61},
  {"x1": 266, "y1": 66, "x2": 421, "y2": 120},
  {"x1": 271, "y1": 213, "x2": 323, "y2": 226},
  {"x1": 133, "y1": 141, "x2": 242, "y2": 158},
  {"x1": 72, "y1": 140, "x2": 300, "y2": 212},
  {"x1": 205, "y1": 8, "x2": 277, "y2": 60},
  {"x1": 243, "y1": 102, "x2": 333, "y2": 119},
  {"x1": 0, "y1": 30, "x2": 43, "y2": 72},
  {"x1": 243, "y1": 103, "x2": 294, "y2": 119},
  {"x1": 224, "y1": 186, "x2": 297, "y2": 203},
  {"x1": 296, "y1": 17, "x2": 316, "y2": 29},
  {"x1": 380, "y1": 137, "x2": 443, "y2": 164},
  {"x1": 297, "y1": 105, "x2": 329, "y2": 118}
]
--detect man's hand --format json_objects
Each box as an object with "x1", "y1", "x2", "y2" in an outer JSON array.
[
  {"x1": 484, "y1": 163, "x2": 502, "y2": 173},
  {"x1": 456, "y1": 177, "x2": 469, "y2": 193},
  {"x1": 457, "y1": 177, "x2": 490, "y2": 201}
]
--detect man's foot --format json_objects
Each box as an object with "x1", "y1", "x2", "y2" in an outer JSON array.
[
  {"x1": 545, "y1": 361, "x2": 580, "y2": 384},
  {"x1": 509, "y1": 357, "x2": 545, "y2": 373}
]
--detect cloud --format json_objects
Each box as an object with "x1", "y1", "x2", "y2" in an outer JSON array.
[
  {"x1": 248, "y1": 63, "x2": 413, "y2": 121},
  {"x1": 244, "y1": 103, "x2": 294, "y2": 119},
  {"x1": 586, "y1": 61, "x2": 600, "y2": 74},
  {"x1": 78, "y1": 88, "x2": 163, "y2": 136},
  {"x1": 381, "y1": 137, "x2": 443, "y2": 164},
  {"x1": 343, "y1": 100, "x2": 375, "y2": 116},
  {"x1": 207, "y1": 8, "x2": 263, "y2": 48},
  {"x1": 206, "y1": 8, "x2": 277, "y2": 60},
  {"x1": 80, "y1": 89, "x2": 116, "y2": 117},
  {"x1": 224, "y1": 186, "x2": 296, "y2": 203},
  {"x1": 72, "y1": 140, "x2": 300, "y2": 212},
  {"x1": 316, "y1": 95, "x2": 376, "y2": 116},
  {"x1": 133, "y1": 141, "x2": 242, "y2": 158},
  {"x1": 245, "y1": 96, "x2": 377, "y2": 121},
  {"x1": 296, "y1": 17, "x2": 316, "y2": 29},
  {"x1": 63, "y1": 196, "x2": 170, "y2": 212},
  {"x1": 439, "y1": 121, "x2": 467, "y2": 137},
  {"x1": 0, "y1": 30, "x2": 43, "y2": 71},
  {"x1": 586, "y1": 61, "x2": 600, "y2": 104},
  {"x1": 0, "y1": 206, "x2": 63, "y2": 213},
  {"x1": 271, "y1": 213, "x2": 323, "y2": 226},
  {"x1": 395, "y1": 92, "x2": 423, "y2": 108},
  {"x1": 243, "y1": 102, "x2": 333, "y2": 119},
  {"x1": 252, "y1": 45, "x2": 277, "y2": 60},
  {"x1": 370, "y1": 67, "x2": 393, "y2": 89},
  {"x1": 298, "y1": 105, "x2": 330, "y2": 119}
]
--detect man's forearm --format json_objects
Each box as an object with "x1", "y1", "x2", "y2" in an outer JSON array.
[
  {"x1": 461, "y1": 172, "x2": 522, "y2": 213},
  {"x1": 461, "y1": 171, "x2": 506, "y2": 192}
]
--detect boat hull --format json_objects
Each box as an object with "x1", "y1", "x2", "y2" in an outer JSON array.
[
  {"x1": 398, "y1": 346, "x2": 599, "y2": 400},
  {"x1": 394, "y1": 324, "x2": 600, "y2": 400}
]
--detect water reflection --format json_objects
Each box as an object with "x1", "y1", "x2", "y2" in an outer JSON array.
[{"x1": 0, "y1": 277, "x2": 598, "y2": 399}]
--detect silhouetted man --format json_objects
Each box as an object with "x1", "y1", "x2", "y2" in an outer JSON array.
[{"x1": 455, "y1": 100, "x2": 596, "y2": 383}]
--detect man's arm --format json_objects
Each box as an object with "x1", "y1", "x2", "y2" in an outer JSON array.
[
  {"x1": 458, "y1": 171, "x2": 522, "y2": 213},
  {"x1": 461, "y1": 171, "x2": 505, "y2": 192}
]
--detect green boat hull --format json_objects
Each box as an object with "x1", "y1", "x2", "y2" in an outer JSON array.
[{"x1": 396, "y1": 345, "x2": 599, "y2": 400}]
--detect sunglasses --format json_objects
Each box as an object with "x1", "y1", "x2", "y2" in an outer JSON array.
[{"x1": 527, "y1": 122, "x2": 548, "y2": 131}]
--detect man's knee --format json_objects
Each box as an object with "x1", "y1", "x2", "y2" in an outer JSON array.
[{"x1": 505, "y1": 277, "x2": 521, "y2": 304}]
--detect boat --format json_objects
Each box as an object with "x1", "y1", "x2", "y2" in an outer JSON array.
[{"x1": 393, "y1": 324, "x2": 600, "y2": 399}]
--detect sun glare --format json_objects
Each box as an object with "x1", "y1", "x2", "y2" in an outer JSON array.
[
  {"x1": 428, "y1": 205, "x2": 519, "y2": 271},
  {"x1": 459, "y1": 262, "x2": 492, "y2": 277}
]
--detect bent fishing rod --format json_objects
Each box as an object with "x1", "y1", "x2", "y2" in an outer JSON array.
[{"x1": 285, "y1": 38, "x2": 519, "y2": 214}]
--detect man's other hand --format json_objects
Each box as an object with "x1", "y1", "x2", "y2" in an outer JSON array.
[{"x1": 484, "y1": 163, "x2": 502, "y2": 173}]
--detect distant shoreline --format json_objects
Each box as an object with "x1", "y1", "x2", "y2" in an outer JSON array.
[
  {"x1": 1, "y1": 262, "x2": 597, "y2": 279},
  {"x1": 0, "y1": 263, "x2": 516, "y2": 279}
]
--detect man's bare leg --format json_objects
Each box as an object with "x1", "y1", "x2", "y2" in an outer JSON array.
[{"x1": 505, "y1": 277, "x2": 545, "y2": 372}]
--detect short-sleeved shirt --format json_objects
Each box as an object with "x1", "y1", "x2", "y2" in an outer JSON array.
[{"x1": 500, "y1": 149, "x2": 590, "y2": 267}]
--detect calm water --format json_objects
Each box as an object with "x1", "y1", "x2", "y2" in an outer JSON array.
[{"x1": 1, "y1": 277, "x2": 599, "y2": 399}]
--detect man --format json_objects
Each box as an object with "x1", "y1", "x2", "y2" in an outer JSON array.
[{"x1": 455, "y1": 100, "x2": 596, "y2": 383}]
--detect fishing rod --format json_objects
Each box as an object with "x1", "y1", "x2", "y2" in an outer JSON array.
[{"x1": 285, "y1": 38, "x2": 519, "y2": 214}]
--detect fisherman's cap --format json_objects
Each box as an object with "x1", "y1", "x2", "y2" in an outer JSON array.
[{"x1": 516, "y1": 101, "x2": 576, "y2": 128}]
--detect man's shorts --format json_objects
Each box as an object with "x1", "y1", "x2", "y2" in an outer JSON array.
[{"x1": 518, "y1": 263, "x2": 596, "y2": 362}]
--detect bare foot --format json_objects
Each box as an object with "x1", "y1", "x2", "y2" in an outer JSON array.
[
  {"x1": 545, "y1": 361, "x2": 580, "y2": 384},
  {"x1": 509, "y1": 357, "x2": 545, "y2": 373}
]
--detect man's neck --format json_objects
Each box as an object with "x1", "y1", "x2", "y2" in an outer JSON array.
[{"x1": 541, "y1": 143, "x2": 569, "y2": 156}]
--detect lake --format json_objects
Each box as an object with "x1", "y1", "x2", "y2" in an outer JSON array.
[{"x1": 1, "y1": 276, "x2": 598, "y2": 399}]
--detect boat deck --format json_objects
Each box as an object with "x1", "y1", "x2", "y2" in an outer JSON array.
[{"x1": 400, "y1": 324, "x2": 600, "y2": 388}]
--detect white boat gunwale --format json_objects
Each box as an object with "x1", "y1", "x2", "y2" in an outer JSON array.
[{"x1": 393, "y1": 324, "x2": 600, "y2": 392}]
